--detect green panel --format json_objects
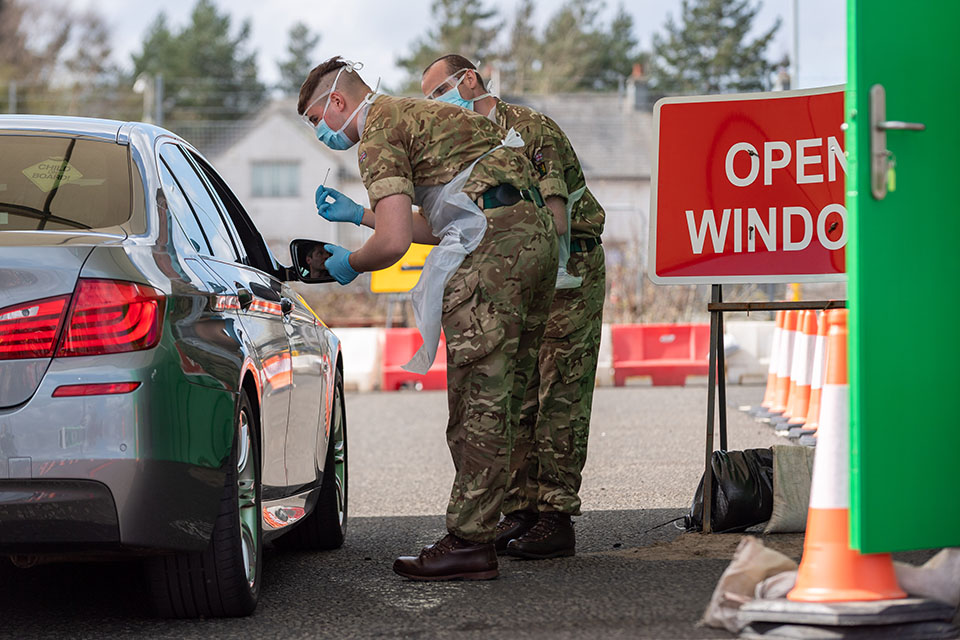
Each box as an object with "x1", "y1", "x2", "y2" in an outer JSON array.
[{"x1": 848, "y1": 0, "x2": 960, "y2": 552}]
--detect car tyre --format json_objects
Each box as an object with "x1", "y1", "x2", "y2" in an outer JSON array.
[
  {"x1": 275, "y1": 368, "x2": 347, "y2": 551},
  {"x1": 145, "y1": 389, "x2": 262, "y2": 618}
]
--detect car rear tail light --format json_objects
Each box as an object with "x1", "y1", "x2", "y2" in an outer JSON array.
[
  {"x1": 56, "y1": 279, "x2": 165, "y2": 357},
  {"x1": 52, "y1": 382, "x2": 141, "y2": 397},
  {"x1": 0, "y1": 295, "x2": 71, "y2": 360}
]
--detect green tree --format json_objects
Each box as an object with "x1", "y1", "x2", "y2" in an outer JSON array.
[
  {"x1": 497, "y1": 0, "x2": 642, "y2": 94},
  {"x1": 277, "y1": 21, "x2": 320, "y2": 95},
  {"x1": 589, "y1": 4, "x2": 642, "y2": 91},
  {"x1": 395, "y1": 0, "x2": 502, "y2": 94},
  {"x1": 131, "y1": 0, "x2": 266, "y2": 121},
  {"x1": 648, "y1": 0, "x2": 784, "y2": 95},
  {"x1": 499, "y1": 0, "x2": 540, "y2": 95},
  {"x1": 533, "y1": 0, "x2": 604, "y2": 93},
  {"x1": 0, "y1": 0, "x2": 126, "y2": 115}
]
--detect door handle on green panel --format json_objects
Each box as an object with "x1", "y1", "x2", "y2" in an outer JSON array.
[
  {"x1": 870, "y1": 84, "x2": 927, "y2": 200},
  {"x1": 877, "y1": 120, "x2": 925, "y2": 131}
]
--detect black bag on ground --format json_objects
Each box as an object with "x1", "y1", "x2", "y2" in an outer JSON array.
[{"x1": 684, "y1": 448, "x2": 774, "y2": 533}]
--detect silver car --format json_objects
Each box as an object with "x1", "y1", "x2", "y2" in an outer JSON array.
[{"x1": 0, "y1": 115, "x2": 347, "y2": 617}]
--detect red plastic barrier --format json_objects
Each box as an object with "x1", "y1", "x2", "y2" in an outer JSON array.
[
  {"x1": 381, "y1": 328, "x2": 447, "y2": 391},
  {"x1": 611, "y1": 323, "x2": 710, "y2": 386}
]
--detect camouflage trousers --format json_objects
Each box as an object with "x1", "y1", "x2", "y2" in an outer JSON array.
[
  {"x1": 443, "y1": 201, "x2": 557, "y2": 544},
  {"x1": 502, "y1": 243, "x2": 605, "y2": 516}
]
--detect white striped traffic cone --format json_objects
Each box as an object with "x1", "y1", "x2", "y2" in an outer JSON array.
[
  {"x1": 787, "y1": 310, "x2": 818, "y2": 427},
  {"x1": 787, "y1": 309, "x2": 906, "y2": 602}
]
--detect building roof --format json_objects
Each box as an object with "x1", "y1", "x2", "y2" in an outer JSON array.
[
  {"x1": 214, "y1": 92, "x2": 652, "y2": 182},
  {"x1": 511, "y1": 93, "x2": 652, "y2": 180}
]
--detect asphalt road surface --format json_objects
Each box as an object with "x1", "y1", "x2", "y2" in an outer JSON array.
[{"x1": 0, "y1": 385, "x2": 934, "y2": 639}]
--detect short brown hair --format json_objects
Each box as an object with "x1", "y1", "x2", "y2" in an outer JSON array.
[
  {"x1": 423, "y1": 54, "x2": 486, "y2": 90},
  {"x1": 298, "y1": 56, "x2": 349, "y2": 115}
]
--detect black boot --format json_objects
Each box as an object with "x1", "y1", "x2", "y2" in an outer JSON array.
[
  {"x1": 506, "y1": 512, "x2": 576, "y2": 559},
  {"x1": 494, "y1": 510, "x2": 538, "y2": 555}
]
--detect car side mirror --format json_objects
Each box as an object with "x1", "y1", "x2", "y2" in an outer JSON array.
[{"x1": 289, "y1": 239, "x2": 337, "y2": 284}]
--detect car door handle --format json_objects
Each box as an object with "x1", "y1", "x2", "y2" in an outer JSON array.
[
  {"x1": 236, "y1": 287, "x2": 253, "y2": 310},
  {"x1": 280, "y1": 297, "x2": 293, "y2": 316}
]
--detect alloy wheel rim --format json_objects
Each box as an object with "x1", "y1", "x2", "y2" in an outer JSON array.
[
  {"x1": 237, "y1": 408, "x2": 258, "y2": 589},
  {"x1": 332, "y1": 384, "x2": 346, "y2": 526}
]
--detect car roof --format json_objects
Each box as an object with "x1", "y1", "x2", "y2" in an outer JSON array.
[{"x1": 0, "y1": 114, "x2": 181, "y2": 146}]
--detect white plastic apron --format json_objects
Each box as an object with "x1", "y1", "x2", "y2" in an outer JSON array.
[
  {"x1": 555, "y1": 185, "x2": 587, "y2": 289},
  {"x1": 402, "y1": 128, "x2": 525, "y2": 374}
]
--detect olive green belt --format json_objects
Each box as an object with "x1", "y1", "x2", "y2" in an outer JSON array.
[
  {"x1": 570, "y1": 237, "x2": 602, "y2": 253},
  {"x1": 477, "y1": 183, "x2": 545, "y2": 209}
]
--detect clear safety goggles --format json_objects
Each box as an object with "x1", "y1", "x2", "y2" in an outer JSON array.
[
  {"x1": 300, "y1": 60, "x2": 364, "y2": 128},
  {"x1": 425, "y1": 68, "x2": 471, "y2": 100}
]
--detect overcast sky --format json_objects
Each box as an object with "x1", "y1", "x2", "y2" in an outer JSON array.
[{"x1": 76, "y1": 0, "x2": 846, "y2": 90}]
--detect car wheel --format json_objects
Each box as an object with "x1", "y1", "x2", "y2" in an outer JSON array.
[
  {"x1": 146, "y1": 389, "x2": 262, "y2": 618},
  {"x1": 275, "y1": 368, "x2": 347, "y2": 550}
]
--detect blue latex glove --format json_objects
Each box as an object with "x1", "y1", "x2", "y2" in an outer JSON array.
[
  {"x1": 316, "y1": 186, "x2": 364, "y2": 226},
  {"x1": 324, "y1": 243, "x2": 360, "y2": 285}
]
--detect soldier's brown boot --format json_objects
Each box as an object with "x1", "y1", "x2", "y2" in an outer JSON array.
[
  {"x1": 505, "y1": 512, "x2": 576, "y2": 559},
  {"x1": 494, "y1": 510, "x2": 538, "y2": 555},
  {"x1": 393, "y1": 533, "x2": 499, "y2": 581}
]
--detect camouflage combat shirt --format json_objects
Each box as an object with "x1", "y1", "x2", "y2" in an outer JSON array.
[
  {"x1": 357, "y1": 95, "x2": 539, "y2": 209},
  {"x1": 491, "y1": 99, "x2": 605, "y2": 240}
]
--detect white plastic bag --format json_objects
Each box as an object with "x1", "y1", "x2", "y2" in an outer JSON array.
[
  {"x1": 701, "y1": 536, "x2": 798, "y2": 633},
  {"x1": 404, "y1": 129, "x2": 524, "y2": 374}
]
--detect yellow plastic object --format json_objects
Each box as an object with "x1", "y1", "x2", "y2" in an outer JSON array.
[{"x1": 370, "y1": 243, "x2": 433, "y2": 293}]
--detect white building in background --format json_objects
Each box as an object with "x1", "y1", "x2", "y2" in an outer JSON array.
[
  {"x1": 212, "y1": 88, "x2": 651, "y2": 264},
  {"x1": 518, "y1": 88, "x2": 652, "y2": 258},
  {"x1": 211, "y1": 99, "x2": 370, "y2": 261}
]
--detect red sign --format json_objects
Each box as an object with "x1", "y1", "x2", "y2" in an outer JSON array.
[{"x1": 649, "y1": 86, "x2": 846, "y2": 284}]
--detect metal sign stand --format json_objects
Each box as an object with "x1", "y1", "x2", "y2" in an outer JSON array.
[{"x1": 700, "y1": 284, "x2": 846, "y2": 533}]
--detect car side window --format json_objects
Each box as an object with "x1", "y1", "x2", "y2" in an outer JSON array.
[
  {"x1": 159, "y1": 160, "x2": 211, "y2": 254},
  {"x1": 159, "y1": 143, "x2": 237, "y2": 262},
  {"x1": 189, "y1": 152, "x2": 282, "y2": 277},
  {"x1": 180, "y1": 149, "x2": 250, "y2": 266}
]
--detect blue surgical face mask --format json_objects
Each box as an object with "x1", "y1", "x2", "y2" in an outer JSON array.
[
  {"x1": 315, "y1": 119, "x2": 355, "y2": 150},
  {"x1": 429, "y1": 69, "x2": 491, "y2": 111},
  {"x1": 436, "y1": 85, "x2": 475, "y2": 110},
  {"x1": 302, "y1": 60, "x2": 378, "y2": 151}
]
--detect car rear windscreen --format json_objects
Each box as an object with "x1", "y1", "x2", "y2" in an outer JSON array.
[{"x1": 0, "y1": 134, "x2": 145, "y2": 232}]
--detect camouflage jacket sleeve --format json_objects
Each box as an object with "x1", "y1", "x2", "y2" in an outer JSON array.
[
  {"x1": 497, "y1": 101, "x2": 568, "y2": 201},
  {"x1": 357, "y1": 100, "x2": 415, "y2": 210},
  {"x1": 541, "y1": 112, "x2": 606, "y2": 239}
]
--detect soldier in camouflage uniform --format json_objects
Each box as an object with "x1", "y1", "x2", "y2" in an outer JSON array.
[
  {"x1": 422, "y1": 55, "x2": 606, "y2": 559},
  {"x1": 298, "y1": 57, "x2": 557, "y2": 581}
]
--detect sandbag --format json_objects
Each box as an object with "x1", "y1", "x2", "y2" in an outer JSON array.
[
  {"x1": 685, "y1": 448, "x2": 774, "y2": 533},
  {"x1": 764, "y1": 444, "x2": 815, "y2": 533}
]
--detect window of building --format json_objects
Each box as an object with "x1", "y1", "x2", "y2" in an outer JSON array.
[{"x1": 251, "y1": 161, "x2": 300, "y2": 198}]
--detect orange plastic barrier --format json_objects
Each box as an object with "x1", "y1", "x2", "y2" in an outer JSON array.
[
  {"x1": 381, "y1": 328, "x2": 448, "y2": 391},
  {"x1": 611, "y1": 323, "x2": 710, "y2": 386}
]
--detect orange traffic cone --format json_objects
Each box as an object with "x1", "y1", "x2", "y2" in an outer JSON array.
[
  {"x1": 771, "y1": 310, "x2": 799, "y2": 415},
  {"x1": 760, "y1": 310, "x2": 785, "y2": 410},
  {"x1": 787, "y1": 310, "x2": 818, "y2": 425},
  {"x1": 787, "y1": 309, "x2": 906, "y2": 602},
  {"x1": 802, "y1": 311, "x2": 833, "y2": 434}
]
